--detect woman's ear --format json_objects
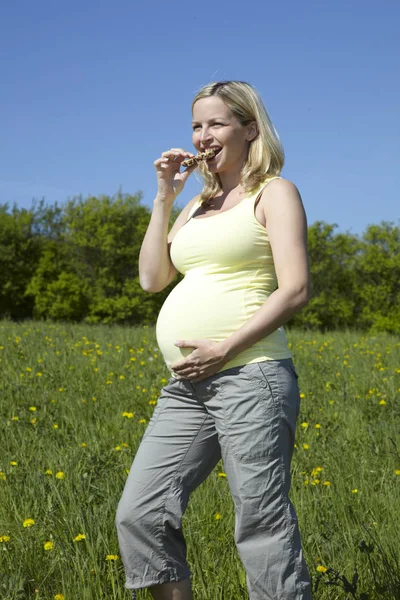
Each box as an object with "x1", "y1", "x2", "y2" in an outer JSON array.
[{"x1": 247, "y1": 121, "x2": 258, "y2": 141}]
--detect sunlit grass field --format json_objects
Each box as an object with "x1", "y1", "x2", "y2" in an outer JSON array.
[{"x1": 1, "y1": 320, "x2": 400, "y2": 600}]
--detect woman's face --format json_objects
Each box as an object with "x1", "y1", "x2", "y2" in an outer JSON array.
[{"x1": 192, "y1": 96, "x2": 253, "y2": 174}]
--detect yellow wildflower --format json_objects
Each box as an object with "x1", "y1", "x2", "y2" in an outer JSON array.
[
  {"x1": 317, "y1": 565, "x2": 327, "y2": 573},
  {"x1": 29, "y1": 406, "x2": 37, "y2": 412},
  {"x1": 311, "y1": 467, "x2": 323, "y2": 477},
  {"x1": 303, "y1": 444, "x2": 310, "y2": 450},
  {"x1": 0, "y1": 472, "x2": 6, "y2": 481},
  {"x1": 55, "y1": 472, "x2": 65, "y2": 479},
  {"x1": 106, "y1": 554, "x2": 119, "y2": 561},
  {"x1": 300, "y1": 422, "x2": 308, "y2": 429},
  {"x1": 54, "y1": 594, "x2": 65, "y2": 600},
  {"x1": 45, "y1": 469, "x2": 53, "y2": 476},
  {"x1": 11, "y1": 416, "x2": 19, "y2": 421},
  {"x1": 73, "y1": 533, "x2": 86, "y2": 542},
  {"x1": 352, "y1": 489, "x2": 358, "y2": 494},
  {"x1": 0, "y1": 535, "x2": 11, "y2": 542},
  {"x1": 44, "y1": 541, "x2": 54, "y2": 550},
  {"x1": 23, "y1": 519, "x2": 35, "y2": 528},
  {"x1": 10, "y1": 461, "x2": 18, "y2": 466},
  {"x1": 122, "y1": 412, "x2": 134, "y2": 418},
  {"x1": 214, "y1": 513, "x2": 222, "y2": 520},
  {"x1": 218, "y1": 472, "x2": 227, "y2": 477}
]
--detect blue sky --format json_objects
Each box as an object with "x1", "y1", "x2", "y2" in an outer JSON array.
[{"x1": 1, "y1": 0, "x2": 399, "y2": 236}]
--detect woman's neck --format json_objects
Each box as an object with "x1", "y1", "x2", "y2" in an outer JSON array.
[{"x1": 218, "y1": 172, "x2": 243, "y2": 196}]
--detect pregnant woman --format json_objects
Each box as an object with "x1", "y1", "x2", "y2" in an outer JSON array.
[{"x1": 116, "y1": 80, "x2": 312, "y2": 600}]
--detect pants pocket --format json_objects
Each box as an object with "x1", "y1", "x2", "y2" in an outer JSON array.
[
  {"x1": 218, "y1": 364, "x2": 279, "y2": 463},
  {"x1": 250, "y1": 360, "x2": 299, "y2": 451}
]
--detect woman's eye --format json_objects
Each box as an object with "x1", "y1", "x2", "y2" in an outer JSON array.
[
  {"x1": 192, "y1": 125, "x2": 201, "y2": 131},
  {"x1": 213, "y1": 123, "x2": 223, "y2": 127}
]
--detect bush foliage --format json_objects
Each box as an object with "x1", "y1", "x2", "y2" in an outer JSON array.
[{"x1": 1, "y1": 193, "x2": 399, "y2": 333}]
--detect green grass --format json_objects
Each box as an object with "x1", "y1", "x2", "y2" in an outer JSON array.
[{"x1": 1, "y1": 320, "x2": 399, "y2": 599}]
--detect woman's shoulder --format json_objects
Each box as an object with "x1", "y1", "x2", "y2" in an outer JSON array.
[
  {"x1": 257, "y1": 176, "x2": 304, "y2": 219},
  {"x1": 258, "y1": 176, "x2": 300, "y2": 200},
  {"x1": 262, "y1": 175, "x2": 298, "y2": 190}
]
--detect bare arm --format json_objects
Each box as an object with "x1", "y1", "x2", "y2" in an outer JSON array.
[
  {"x1": 139, "y1": 147, "x2": 198, "y2": 292},
  {"x1": 219, "y1": 178, "x2": 310, "y2": 361}
]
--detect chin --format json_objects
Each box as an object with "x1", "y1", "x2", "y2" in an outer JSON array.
[{"x1": 206, "y1": 161, "x2": 223, "y2": 173}]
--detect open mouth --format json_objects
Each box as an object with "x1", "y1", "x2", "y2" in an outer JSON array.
[{"x1": 206, "y1": 147, "x2": 222, "y2": 160}]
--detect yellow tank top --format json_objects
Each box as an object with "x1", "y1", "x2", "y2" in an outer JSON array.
[{"x1": 156, "y1": 176, "x2": 292, "y2": 376}]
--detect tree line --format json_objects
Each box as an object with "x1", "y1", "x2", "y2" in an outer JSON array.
[{"x1": 1, "y1": 192, "x2": 399, "y2": 333}]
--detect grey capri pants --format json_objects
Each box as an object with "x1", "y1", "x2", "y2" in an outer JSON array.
[{"x1": 115, "y1": 358, "x2": 312, "y2": 600}]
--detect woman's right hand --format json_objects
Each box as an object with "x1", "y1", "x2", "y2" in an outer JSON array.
[{"x1": 153, "y1": 148, "x2": 197, "y2": 205}]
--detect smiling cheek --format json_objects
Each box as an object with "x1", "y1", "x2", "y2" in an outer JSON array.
[{"x1": 192, "y1": 132, "x2": 201, "y2": 150}]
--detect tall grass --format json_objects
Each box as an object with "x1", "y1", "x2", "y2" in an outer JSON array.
[{"x1": 1, "y1": 320, "x2": 399, "y2": 599}]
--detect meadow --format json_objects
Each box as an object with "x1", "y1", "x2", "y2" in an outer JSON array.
[{"x1": 1, "y1": 320, "x2": 399, "y2": 600}]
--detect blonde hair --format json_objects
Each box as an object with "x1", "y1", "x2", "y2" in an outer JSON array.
[{"x1": 192, "y1": 81, "x2": 285, "y2": 203}]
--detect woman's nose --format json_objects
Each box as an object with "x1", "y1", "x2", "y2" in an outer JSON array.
[{"x1": 199, "y1": 128, "x2": 213, "y2": 143}]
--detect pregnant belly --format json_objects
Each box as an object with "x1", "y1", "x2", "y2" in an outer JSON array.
[{"x1": 156, "y1": 277, "x2": 251, "y2": 371}]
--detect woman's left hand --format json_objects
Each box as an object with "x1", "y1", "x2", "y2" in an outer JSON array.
[{"x1": 171, "y1": 339, "x2": 229, "y2": 382}]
